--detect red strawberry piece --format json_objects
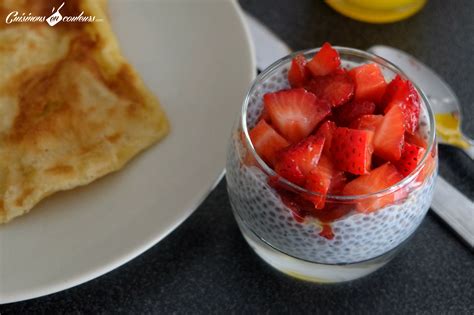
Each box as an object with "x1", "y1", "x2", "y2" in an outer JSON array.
[
  {"x1": 384, "y1": 87, "x2": 420, "y2": 134},
  {"x1": 267, "y1": 175, "x2": 281, "y2": 190},
  {"x1": 274, "y1": 135, "x2": 325, "y2": 186},
  {"x1": 264, "y1": 88, "x2": 331, "y2": 143},
  {"x1": 278, "y1": 189, "x2": 303, "y2": 220},
  {"x1": 314, "y1": 120, "x2": 337, "y2": 154},
  {"x1": 240, "y1": 131, "x2": 259, "y2": 167},
  {"x1": 276, "y1": 188, "x2": 317, "y2": 222},
  {"x1": 303, "y1": 155, "x2": 334, "y2": 209},
  {"x1": 330, "y1": 127, "x2": 374, "y2": 175},
  {"x1": 381, "y1": 75, "x2": 402, "y2": 108},
  {"x1": 373, "y1": 104, "x2": 405, "y2": 161},
  {"x1": 328, "y1": 170, "x2": 348, "y2": 195},
  {"x1": 416, "y1": 149, "x2": 436, "y2": 184},
  {"x1": 313, "y1": 203, "x2": 352, "y2": 222},
  {"x1": 405, "y1": 132, "x2": 427, "y2": 149},
  {"x1": 342, "y1": 163, "x2": 404, "y2": 213},
  {"x1": 348, "y1": 63, "x2": 387, "y2": 103},
  {"x1": 349, "y1": 114, "x2": 383, "y2": 131},
  {"x1": 382, "y1": 75, "x2": 421, "y2": 134},
  {"x1": 288, "y1": 54, "x2": 310, "y2": 88},
  {"x1": 248, "y1": 119, "x2": 290, "y2": 167},
  {"x1": 394, "y1": 142, "x2": 426, "y2": 176},
  {"x1": 371, "y1": 155, "x2": 388, "y2": 169},
  {"x1": 307, "y1": 42, "x2": 341, "y2": 77},
  {"x1": 335, "y1": 100, "x2": 376, "y2": 126},
  {"x1": 319, "y1": 224, "x2": 335, "y2": 240},
  {"x1": 259, "y1": 107, "x2": 271, "y2": 123},
  {"x1": 277, "y1": 186, "x2": 352, "y2": 223},
  {"x1": 305, "y1": 71, "x2": 355, "y2": 107},
  {"x1": 403, "y1": 81, "x2": 420, "y2": 134},
  {"x1": 380, "y1": 75, "x2": 407, "y2": 110},
  {"x1": 276, "y1": 189, "x2": 309, "y2": 223}
]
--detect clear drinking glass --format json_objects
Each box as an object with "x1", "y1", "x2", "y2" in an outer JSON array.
[{"x1": 226, "y1": 47, "x2": 438, "y2": 283}]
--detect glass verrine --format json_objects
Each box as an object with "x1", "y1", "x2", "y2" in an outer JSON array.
[{"x1": 226, "y1": 47, "x2": 437, "y2": 283}]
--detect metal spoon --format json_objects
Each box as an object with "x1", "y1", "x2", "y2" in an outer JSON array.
[{"x1": 368, "y1": 45, "x2": 474, "y2": 160}]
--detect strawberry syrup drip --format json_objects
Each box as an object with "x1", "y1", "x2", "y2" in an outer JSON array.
[
  {"x1": 319, "y1": 224, "x2": 335, "y2": 240},
  {"x1": 269, "y1": 176, "x2": 349, "y2": 239}
]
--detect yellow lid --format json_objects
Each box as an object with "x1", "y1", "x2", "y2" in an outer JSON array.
[{"x1": 325, "y1": 0, "x2": 427, "y2": 23}]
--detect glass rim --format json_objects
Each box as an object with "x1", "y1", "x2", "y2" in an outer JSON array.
[{"x1": 241, "y1": 46, "x2": 436, "y2": 201}]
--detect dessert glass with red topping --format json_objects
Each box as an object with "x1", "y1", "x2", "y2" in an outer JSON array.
[{"x1": 226, "y1": 43, "x2": 437, "y2": 283}]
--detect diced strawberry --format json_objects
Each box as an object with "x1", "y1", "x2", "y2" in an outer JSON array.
[
  {"x1": 385, "y1": 94, "x2": 420, "y2": 134},
  {"x1": 276, "y1": 188, "x2": 318, "y2": 221},
  {"x1": 405, "y1": 132, "x2": 427, "y2": 149},
  {"x1": 276, "y1": 181, "x2": 352, "y2": 223},
  {"x1": 350, "y1": 114, "x2": 383, "y2": 131},
  {"x1": 371, "y1": 155, "x2": 388, "y2": 169},
  {"x1": 382, "y1": 75, "x2": 420, "y2": 134},
  {"x1": 330, "y1": 127, "x2": 374, "y2": 175},
  {"x1": 274, "y1": 135, "x2": 325, "y2": 186},
  {"x1": 381, "y1": 75, "x2": 407, "y2": 109},
  {"x1": 328, "y1": 171, "x2": 348, "y2": 194},
  {"x1": 307, "y1": 42, "x2": 341, "y2": 76},
  {"x1": 373, "y1": 105, "x2": 405, "y2": 161},
  {"x1": 259, "y1": 107, "x2": 271, "y2": 123},
  {"x1": 267, "y1": 175, "x2": 281, "y2": 190},
  {"x1": 416, "y1": 149, "x2": 437, "y2": 183},
  {"x1": 240, "y1": 131, "x2": 258, "y2": 167},
  {"x1": 277, "y1": 189, "x2": 306, "y2": 222},
  {"x1": 342, "y1": 163, "x2": 404, "y2": 213},
  {"x1": 335, "y1": 100, "x2": 376, "y2": 126},
  {"x1": 348, "y1": 63, "x2": 387, "y2": 103},
  {"x1": 303, "y1": 155, "x2": 334, "y2": 209},
  {"x1": 264, "y1": 88, "x2": 331, "y2": 143},
  {"x1": 303, "y1": 155, "x2": 348, "y2": 208},
  {"x1": 402, "y1": 81, "x2": 421, "y2": 134},
  {"x1": 314, "y1": 120, "x2": 337, "y2": 154},
  {"x1": 394, "y1": 142, "x2": 426, "y2": 177},
  {"x1": 305, "y1": 71, "x2": 355, "y2": 107},
  {"x1": 313, "y1": 203, "x2": 352, "y2": 222},
  {"x1": 248, "y1": 120, "x2": 289, "y2": 167},
  {"x1": 288, "y1": 54, "x2": 310, "y2": 88},
  {"x1": 319, "y1": 224, "x2": 335, "y2": 240},
  {"x1": 381, "y1": 75, "x2": 402, "y2": 109}
]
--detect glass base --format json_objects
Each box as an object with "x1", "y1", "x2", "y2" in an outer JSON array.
[{"x1": 236, "y1": 216, "x2": 399, "y2": 283}]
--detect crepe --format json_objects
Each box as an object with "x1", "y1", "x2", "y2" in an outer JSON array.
[{"x1": 0, "y1": 0, "x2": 169, "y2": 223}]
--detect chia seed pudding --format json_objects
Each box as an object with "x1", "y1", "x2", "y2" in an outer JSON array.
[{"x1": 226, "y1": 46, "x2": 437, "y2": 280}]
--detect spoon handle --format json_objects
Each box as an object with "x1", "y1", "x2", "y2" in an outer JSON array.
[
  {"x1": 432, "y1": 176, "x2": 474, "y2": 249},
  {"x1": 463, "y1": 146, "x2": 474, "y2": 160}
]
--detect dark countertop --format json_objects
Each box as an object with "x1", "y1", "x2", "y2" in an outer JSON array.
[{"x1": 2, "y1": 0, "x2": 473, "y2": 313}]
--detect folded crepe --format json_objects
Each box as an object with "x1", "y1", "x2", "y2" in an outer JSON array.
[{"x1": 0, "y1": 0, "x2": 169, "y2": 223}]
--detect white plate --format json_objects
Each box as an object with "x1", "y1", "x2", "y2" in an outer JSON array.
[{"x1": 0, "y1": 0, "x2": 255, "y2": 303}]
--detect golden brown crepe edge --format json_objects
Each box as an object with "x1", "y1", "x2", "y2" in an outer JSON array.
[{"x1": 0, "y1": 0, "x2": 170, "y2": 223}]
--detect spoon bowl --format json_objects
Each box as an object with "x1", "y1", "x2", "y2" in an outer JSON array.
[{"x1": 368, "y1": 45, "x2": 474, "y2": 159}]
